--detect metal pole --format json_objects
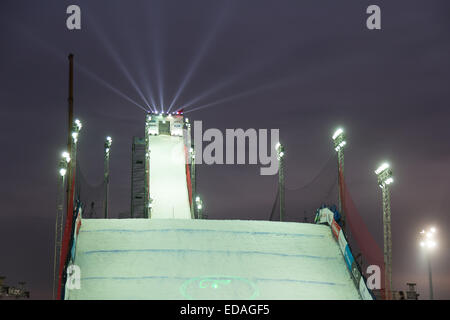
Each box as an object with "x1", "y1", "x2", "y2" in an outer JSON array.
[
  {"x1": 382, "y1": 184, "x2": 392, "y2": 300},
  {"x1": 332, "y1": 129, "x2": 346, "y2": 229},
  {"x1": 376, "y1": 163, "x2": 394, "y2": 300},
  {"x1": 277, "y1": 144, "x2": 285, "y2": 222},
  {"x1": 66, "y1": 54, "x2": 74, "y2": 215},
  {"x1": 104, "y1": 137, "x2": 111, "y2": 218},
  {"x1": 337, "y1": 149, "x2": 345, "y2": 229},
  {"x1": 53, "y1": 168, "x2": 65, "y2": 300},
  {"x1": 70, "y1": 124, "x2": 80, "y2": 207},
  {"x1": 191, "y1": 148, "x2": 196, "y2": 219},
  {"x1": 427, "y1": 251, "x2": 434, "y2": 300}
]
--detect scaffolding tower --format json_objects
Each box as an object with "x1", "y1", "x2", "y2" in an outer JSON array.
[{"x1": 130, "y1": 136, "x2": 147, "y2": 218}]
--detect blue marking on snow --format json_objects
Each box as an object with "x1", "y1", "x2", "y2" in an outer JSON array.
[
  {"x1": 80, "y1": 275, "x2": 347, "y2": 287},
  {"x1": 82, "y1": 275, "x2": 187, "y2": 281},
  {"x1": 254, "y1": 277, "x2": 347, "y2": 287},
  {"x1": 80, "y1": 228, "x2": 325, "y2": 238},
  {"x1": 81, "y1": 248, "x2": 337, "y2": 260}
]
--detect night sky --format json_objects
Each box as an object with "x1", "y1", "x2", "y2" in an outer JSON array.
[{"x1": 1, "y1": 0, "x2": 449, "y2": 299}]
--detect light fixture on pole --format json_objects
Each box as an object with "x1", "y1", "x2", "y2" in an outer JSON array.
[
  {"x1": 104, "y1": 136, "x2": 112, "y2": 218},
  {"x1": 189, "y1": 147, "x2": 196, "y2": 219},
  {"x1": 276, "y1": 142, "x2": 285, "y2": 222},
  {"x1": 195, "y1": 196, "x2": 204, "y2": 219},
  {"x1": 72, "y1": 119, "x2": 82, "y2": 143},
  {"x1": 67, "y1": 118, "x2": 82, "y2": 214},
  {"x1": 419, "y1": 227, "x2": 437, "y2": 300},
  {"x1": 375, "y1": 162, "x2": 394, "y2": 300},
  {"x1": 332, "y1": 128, "x2": 347, "y2": 228},
  {"x1": 53, "y1": 152, "x2": 70, "y2": 300}
]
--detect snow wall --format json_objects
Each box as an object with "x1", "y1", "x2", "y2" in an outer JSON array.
[
  {"x1": 64, "y1": 218, "x2": 365, "y2": 300},
  {"x1": 315, "y1": 207, "x2": 375, "y2": 300}
]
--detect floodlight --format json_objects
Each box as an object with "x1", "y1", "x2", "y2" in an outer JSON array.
[
  {"x1": 419, "y1": 227, "x2": 438, "y2": 250},
  {"x1": 59, "y1": 168, "x2": 67, "y2": 176},
  {"x1": 62, "y1": 152, "x2": 71, "y2": 163},
  {"x1": 375, "y1": 163, "x2": 390, "y2": 175},
  {"x1": 105, "y1": 136, "x2": 112, "y2": 150},
  {"x1": 332, "y1": 128, "x2": 346, "y2": 152},
  {"x1": 332, "y1": 128, "x2": 344, "y2": 140},
  {"x1": 74, "y1": 119, "x2": 82, "y2": 130}
]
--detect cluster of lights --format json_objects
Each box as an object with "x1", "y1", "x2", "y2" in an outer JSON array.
[
  {"x1": 150, "y1": 109, "x2": 184, "y2": 116},
  {"x1": 275, "y1": 142, "x2": 284, "y2": 158},
  {"x1": 105, "y1": 136, "x2": 112, "y2": 154},
  {"x1": 332, "y1": 128, "x2": 347, "y2": 152},
  {"x1": 195, "y1": 196, "x2": 203, "y2": 211},
  {"x1": 420, "y1": 227, "x2": 437, "y2": 249},
  {"x1": 72, "y1": 119, "x2": 82, "y2": 143},
  {"x1": 375, "y1": 162, "x2": 394, "y2": 188},
  {"x1": 59, "y1": 151, "x2": 71, "y2": 176}
]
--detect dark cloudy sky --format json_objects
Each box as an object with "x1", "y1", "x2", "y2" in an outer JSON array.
[{"x1": 0, "y1": 0, "x2": 449, "y2": 299}]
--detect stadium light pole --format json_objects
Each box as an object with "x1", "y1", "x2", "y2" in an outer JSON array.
[
  {"x1": 66, "y1": 119, "x2": 83, "y2": 222},
  {"x1": 419, "y1": 227, "x2": 437, "y2": 300},
  {"x1": 104, "y1": 136, "x2": 112, "y2": 218},
  {"x1": 276, "y1": 142, "x2": 285, "y2": 222},
  {"x1": 375, "y1": 162, "x2": 394, "y2": 300},
  {"x1": 53, "y1": 152, "x2": 70, "y2": 300},
  {"x1": 66, "y1": 119, "x2": 82, "y2": 221},
  {"x1": 189, "y1": 146, "x2": 196, "y2": 219},
  {"x1": 332, "y1": 128, "x2": 347, "y2": 228}
]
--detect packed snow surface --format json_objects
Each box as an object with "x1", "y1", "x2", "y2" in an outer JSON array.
[{"x1": 67, "y1": 219, "x2": 361, "y2": 299}]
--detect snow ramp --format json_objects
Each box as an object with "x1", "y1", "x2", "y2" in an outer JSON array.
[
  {"x1": 148, "y1": 135, "x2": 191, "y2": 219},
  {"x1": 66, "y1": 218, "x2": 364, "y2": 299}
]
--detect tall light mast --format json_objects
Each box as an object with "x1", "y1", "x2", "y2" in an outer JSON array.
[
  {"x1": 276, "y1": 142, "x2": 285, "y2": 221},
  {"x1": 375, "y1": 162, "x2": 394, "y2": 300},
  {"x1": 104, "y1": 136, "x2": 112, "y2": 218},
  {"x1": 419, "y1": 227, "x2": 437, "y2": 300},
  {"x1": 332, "y1": 128, "x2": 347, "y2": 228}
]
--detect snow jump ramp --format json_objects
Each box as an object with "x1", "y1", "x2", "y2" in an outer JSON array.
[{"x1": 66, "y1": 218, "x2": 362, "y2": 300}]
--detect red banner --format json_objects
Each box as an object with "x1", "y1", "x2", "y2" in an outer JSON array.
[
  {"x1": 331, "y1": 219, "x2": 341, "y2": 240},
  {"x1": 184, "y1": 145, "x2": 193, "y2": 208}
]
